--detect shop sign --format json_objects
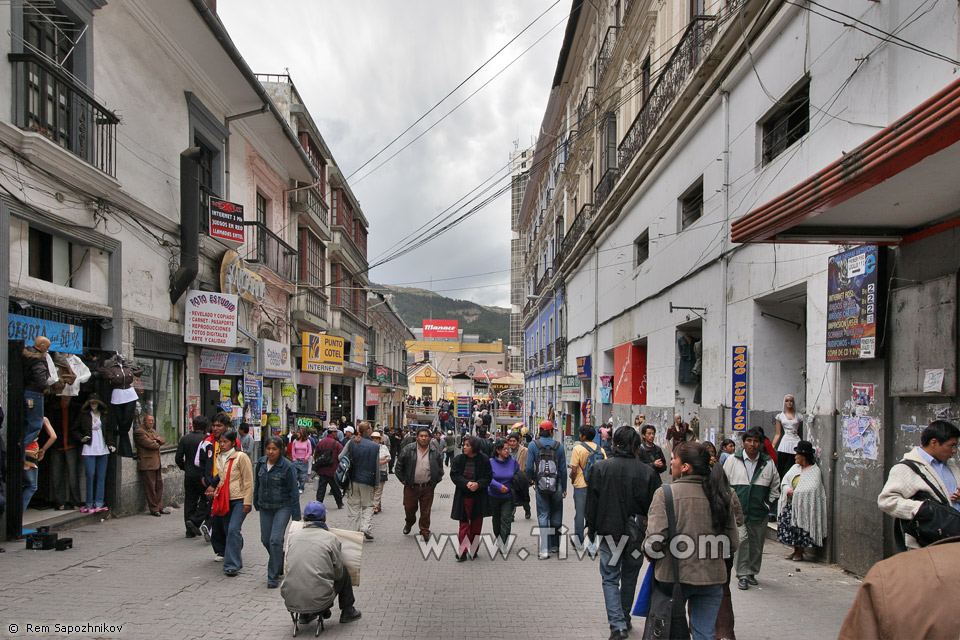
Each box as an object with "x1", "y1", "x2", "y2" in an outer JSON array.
[
  {"x1": 318, "y1": 411, "x2": 328, "y2": 421},
  {"x1": 260, "y1": 338, "x2": 291, "y2": 379},
  {"x1": 374, "y1": 365, "x2": 389, "y2": 383},
  {"x1": 302, "y1": 332, "x2": 343, "y2": 374},
  {"x1": 199, "y1": 349, "x2": 253, "y2": 375},
  {"x1": 281, "y1": 383, "x2": 297, "y2": 398},
  {"x1": 456, "y1": 396, "x2": 472, "y2": 418},
  {"x1": 731, "y1": 345, "x2": 748, "y2": 432},
  {"x1": 209, "y1": 199, "x2": 245, "y2": 245},
  {"x1": 366, "y1": 386, "x2": 379, "y2": 406},
  {"x1": 8, "y1": 313, "x2": 83, "y2": 354},
  {"x1": 826, "y1": 245, "x2": 880, "y2": 361},
  {"x1": 560, "y1": 376, "x2": 581, "y2": 402},
  {"x1": 583, "y1": 398, "x2": 593, "y2": 425},
  {"x1": 353, "y1": 334, "x2": 366, "y2": 364},
  {"x1": 220, "y1": 250, "x2": 266, "y2": 304},
  {"x1": 423, "y1": 319, "x2": 458, "y2": 338},
  {"x1": 184, "y1": 290, "x2": 238, "y2": 348},
  {"x1": 219, "y1": 378, "x2": 232, "y2": 412},
  {"x1": 576, "y1": 356, "x2": 592, "y2": 380}
]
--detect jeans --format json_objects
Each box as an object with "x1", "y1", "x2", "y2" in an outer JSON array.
[
  {"x1": 22, "y1": 466, "x2": 39, "y2": 512},
  {"x1": 23, "y1": 390, "x2": 44, "y2": 448},
  {"x1": 535, "y1": 490, "x2": 563, "y2": 553},
  {"x1": 678, "y1": 583, "x2": 723, "y2": 640},
  {"x1": 259, "y1": 506, "x2": 291, "y2": 584},
  {"x1": 82, "y1": 454, "x2": 108, "y2": 509},
  {"x1": 598, "y1": 539, "x2": 644, "y2": 631},
  {"x1": 49, "y1": 447, "x2": 82, "y2": 506},
  {"x1": 573, "y1": 486, "x2": 588, "y2": 545},
  {"x1": 489, "y1": 496, "x2": 515, "y2": 544},
  {"x1": 315, "y1": 475, "x2": 343, "y2": 507},
  {"x1": 211, "y1": 498, "x2": 246, "y2": 572},
  {"x1": 293, "y1": 460, "x2": 309, "y2": 491}
]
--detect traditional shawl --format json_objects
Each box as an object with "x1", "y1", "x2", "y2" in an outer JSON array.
[{"x1": 778, "y1": 463, "x2": 828, "y2": 543}]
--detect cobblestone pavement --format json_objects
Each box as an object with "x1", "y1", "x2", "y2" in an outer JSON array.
[{"x1": 1, "y1": 473, "x2": 860, "y2": 639}]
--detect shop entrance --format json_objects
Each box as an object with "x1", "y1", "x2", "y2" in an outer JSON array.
[
  {"x1": 330, "y1": 383, "x2": 353, "y2": 424},
  {"x1": 754, "y1": 285, "x2": 808, "y2": 417}
]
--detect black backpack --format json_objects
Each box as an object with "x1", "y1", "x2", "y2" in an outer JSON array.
[
  {"x1": 535, "y1": 441, "x2": 561, "y2": 494},
  {"x1": 579, "y1": 442, "x2": 605, "y2": 486},
  {"x1": 313, "y1": 446, "x2": 334, "y2": 471}
]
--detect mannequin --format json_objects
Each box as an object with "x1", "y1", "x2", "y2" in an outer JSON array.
[
  {"x1": 97, "y1": 353, "x2": 143, "y2": 458},
  {"x1": 49, "y1": 352, "x2": 91, "y2": 509},
  {"x1": 21, "y1": 335, "x2": 58, "y2": 448}
]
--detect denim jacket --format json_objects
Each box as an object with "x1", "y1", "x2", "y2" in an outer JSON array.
[{"x1": 254, "y1": 455, "x2": 301, "y2": 520}]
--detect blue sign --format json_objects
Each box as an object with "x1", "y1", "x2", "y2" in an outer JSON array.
[
  {"x1": 576, "y1": 356, "x2": 592, "y2": 380},
  {"x1": 224, "y1": 353, "x2": 252, "y2": 375},
  {"x1": 731, "y1": 346, "x2": 748, "y2": 432},
  {"x1": 9, "y1": 314, "x2": 84, "y2": 354},
  {"x1": 456, "y1": 396, "x2": 472, "y2": 419}
]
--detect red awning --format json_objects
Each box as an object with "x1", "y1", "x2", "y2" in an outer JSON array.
[{"x1": 732, "y1": 76, "x2": 960, "y2": 245}]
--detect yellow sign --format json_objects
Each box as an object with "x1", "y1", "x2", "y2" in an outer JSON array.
[
  {"x1": 353, "y1": 334, "x2": 366, "y2": 364},
  {"x1": 219, "y1": 250, "x2": 266, "y2": 304},
  {"x1": 302, "y1": 332, "x2": 344, "y2": 374}
]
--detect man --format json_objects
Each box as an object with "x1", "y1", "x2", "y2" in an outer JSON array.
[
  {"x1": 134, "y1": 414, "x2": 168, "y2": 517},
  {"x1": 175, "y1": 415, "x2": 209, "y2": 537},
  {"x1": 585, "y1": 427, "x2": 661, "y2": 638},
  {"x1": 431, "y1": 430, "x2": 445, "y2": 454},
  {"x1": 570, "y1": 425, "x2": 606, "y2": 550},
  {"x1": 394, "y1": 426, "x2": 444, "y2": 541},
  {"x1": 481, "y1": 409, "x2": 492, "y2": 431},
  {"x1": 195, "y1": 413, "x2": 240, "y2": 541},
  {"x1": 477, "y1": 428, "x2": 495, "y2": 457},
  {"x1": 282, "y1": 502, "x2": 362, "y2": 626},
  {"x1": 878, "y1": 420, "x2": 960, "y2": 549},
  {"x1": 314, "y1": 425, "x2": 344, "y2": 509},
  {"x1": 525, "y1": 420, "x2": 567, "y2": 559},
  {"x1": 443, "y1": 430, "x2": 456, "y2": 467},
  {"x1": 506, "y1": 432, "x2": 531, "y2": 519},
  {"x1": 345, "y1": 422, "x2": 379, "y2": 540},
  {"x1": 400, "y1": 428, "x2": 416, "y2": 450},
  {"x1": 637, "y1": 425, "x2": 666, "y2": 474},
  {"x1": 237, "y1": 423, "x2": 254, "y2": 457},
  {"x1": 723, "y1": 426, "x2": 780, "y2": 590},
  {"x1": 388, "y1": 427, "x2": 403, "y2": 473}
]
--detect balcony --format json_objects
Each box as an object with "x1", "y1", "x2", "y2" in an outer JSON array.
[
  {"x1": 367, "y1": 362, "x2": 407, "y2": 388},
  {"x1": 595, "y1": 26, "x2": 621, "y2": 83},
  {"x1": 330, "y1": 232, "x2": 367, "y2": 273},
  {"x1": 577, "y1": 87, "x2": 595, "y2": 129},
  {"x1": 555, "y1": 336, "x2": 567, "y2": 359},
  {"x1": 9, "y1": 52, "x2": 119, "y2": 176},
  {"x1": 547, "y1": 342, "x2": 555, "y2": 362},
  {"x1": 534, "y1": 267, "x2": 554, "y2": 297},
  {"x1": 243, "y1": 221, "x2": 298, "y2": 282},
  {"x1": 293, "y1": 186, "x2": 330, "y2": 239},
  {"x1": 618, "y1": 16, "x2": 717, "y2": 173},
  {"x1": 556, "y1": 203, "x2": 594, "y2": 270},
  {"x1": 594, "y1": 167, "x2": 620, "y2": 210}
]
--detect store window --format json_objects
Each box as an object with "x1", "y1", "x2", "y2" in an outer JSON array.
[{"x1": 134, "y1": 357, "x2": 182, "y2": 445}]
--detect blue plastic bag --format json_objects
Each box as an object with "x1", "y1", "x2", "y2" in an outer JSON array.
[{"x1": 632, "y1": 560, "x2": 655, "y2": 617}]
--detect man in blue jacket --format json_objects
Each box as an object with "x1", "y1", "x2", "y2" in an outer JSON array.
[
  {"x1": 345, "y1": 422, "x2": 380, "y2": 541},
  {"x1": 525, "y1": 420, "x2": 567, "y2": 559}
]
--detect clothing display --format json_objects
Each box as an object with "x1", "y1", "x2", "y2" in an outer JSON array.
[
  {"x1": 677, "y1": 334, "x2": 699, "y2": 384},
  {"x1": 99, "y1": 356, "x2": 142, "y2": 458}
]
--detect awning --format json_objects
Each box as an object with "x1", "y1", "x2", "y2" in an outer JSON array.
[{"x1": 732, "y1": 76, "x2": 960, "y2": 245}]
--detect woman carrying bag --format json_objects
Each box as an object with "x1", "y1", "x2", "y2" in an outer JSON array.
[{"x1": 207, "y1": 429, "x2": 253, "y2": 576}]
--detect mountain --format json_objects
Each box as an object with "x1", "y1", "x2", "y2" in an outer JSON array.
[{"x1": 374, "y1": 284, "x2": 509, "y2": 344}]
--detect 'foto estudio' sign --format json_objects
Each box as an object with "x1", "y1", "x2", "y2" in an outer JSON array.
[{"x1": 184, "y1": 290, "x2": 238, "y2": 348}]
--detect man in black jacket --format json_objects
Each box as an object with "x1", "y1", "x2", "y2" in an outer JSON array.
[
  {"x1": 637, "y1": 424, "x2": 667, "y2": 475},
  {"x1": 586, "y1": 427, "x2": 661, "y2": 640},
  {"x1": 175, "y1": 415, "x2": 209, "y2": 538},
  {"x1": 394, "y1": 426, "x2": 444, "y2": 541}
]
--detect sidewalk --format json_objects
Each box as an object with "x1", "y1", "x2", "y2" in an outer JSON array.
[{"x1": 0, "y1": 473, "x2": 859, "y2": 639}]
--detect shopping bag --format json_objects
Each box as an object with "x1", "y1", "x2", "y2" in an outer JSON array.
[{"x1": 633, "y1": 560, "x2": 655, "y2": 617}]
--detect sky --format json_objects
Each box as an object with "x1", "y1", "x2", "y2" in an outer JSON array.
[{"x1": 217, "y1": 1, "x2": 569, "y2": 308}]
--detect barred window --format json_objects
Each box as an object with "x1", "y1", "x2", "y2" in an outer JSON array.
[{"x1": 762, "y1": 80, "x2": 810, "y2": 165}]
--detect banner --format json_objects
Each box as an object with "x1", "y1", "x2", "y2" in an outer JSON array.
[
  {"x1": 353, "y1": 334, "x2": 366, "y2": 364},
  {"x1": 731, "y1": 345, "x2": 748, "y2": 432},
  {"x1": 613, "y1": 343, "x2": 647, "y2": 405},
  {"x1": 576, "y1": 356, "x2": 592, "y2": 380},
  {"x1": 260, "y1": 338, "x2": 291, "y2": 379},
  {"x1": 422, "y1": 319, "x2": 458, "y2": 338},
  {"x1": 826, "y1": 245, "x2": 879, "y2": 361},
  {"x1": 374, "y1": 365, "x2": 389, "y2": 383},
  {"x1": 8, "y1": 313, "x2": 83, "y2": 354},
  {"x1": 184, "y1": 290, "x2": 238, "y2": 348},
  {"x1": 302, "y1": 332, "x2": 344, "y2": 374},
  {"x1": 219, "y1": 378, "x2": 233, "y2": 413},
  {"x1": 209, "y1": 199, "x2": 245, "y2": 244}
]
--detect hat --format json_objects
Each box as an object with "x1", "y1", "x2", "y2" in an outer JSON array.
[
  {"x1": 344, "y1": 426, "x2": 355, "y2": 434},
  {"x1": 794, "y1": 440, "x2": 816, "y2": 459},
  {"x1": 326, "y1": 424, "x2": 338, "y2": 431},
  {"x1": 538, "y1": 420, "x2": 555, "y2": 431},
  {"x1": 303, "y1": 502, "x2": 327, "y2": 522},
  {"x1": 371, "y1": 431, "x2": 382, "y2": 439}
]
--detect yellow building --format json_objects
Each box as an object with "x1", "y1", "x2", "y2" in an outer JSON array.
[{"x1": 407, "y1": 362, "x2": 450, "y2": 403}]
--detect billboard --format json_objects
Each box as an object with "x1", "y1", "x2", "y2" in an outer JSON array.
[
  {"x1": 209, "y1": 199, "x2": 244, "y2": 244},
  {"x1": 826, "y1": 245, "x2": 880, "y2": 361},
  {"x1": 302, "y1": 332, "x2": 344, "y2": 374},
  {"x1": 423, "y1": 319, "x2": 459, "y2": 338},
  {"x1": 184, "y1": 290, "x2": 238, "y2": 348}
]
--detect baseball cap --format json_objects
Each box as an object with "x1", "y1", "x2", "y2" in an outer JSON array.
[
  {"x1": 539, "y1": 420, "x2": 555, "y2": 431},
  {"x1": 303, "y1": 501, "x2": 327, "y2": 522}
]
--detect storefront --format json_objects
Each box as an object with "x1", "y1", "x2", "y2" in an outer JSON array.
[
  {"x1": 132, "y1": 327, "x2": 187, "y2": 445},
  {"x1": 196, "y1": 347, "x2": 252, "y2": 423}
]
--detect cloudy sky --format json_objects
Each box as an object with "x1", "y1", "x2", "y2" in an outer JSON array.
[{"x1": 217, "y1": 1, "x2": 569, "y2": 308}]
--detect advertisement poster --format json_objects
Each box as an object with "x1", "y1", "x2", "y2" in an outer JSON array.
[
  {"x1": 366, "y1": 387, "x2": 379, "y2": 406},
  {"x1": 851, "y1": 383, "x2": 874, "y2": 416},
  {"x1": 208, "y1": 199, "x2": 245, "y2": 244},
  {"x1": 422, "y1": 319, "x2": 459, "y2": 338},
  {"x1": 244, "y1": 371, "x2": 263, "y2": 424},
  {"x1": 281, "y1": 383, "x2": 296, "y2": 398},
  {"x1": 731, "y1": 346, "x2": 748, "y2": 431},
  {"x1": 583, "y1": 398, "x2": 593, "y2": 425},
  {"x1": 613, "y1": 343, "x2": 647, "y2": 405},
  {"x1": 826, "y1": 245, "x2": 879, "y2": 361},
  {"x1": 184, "y1": 290, "x2": 238, "y2": 348},
  {"x1": 456, "y1": 396, "x2": 472, "y2": 419},
  {"x1": 8, "y1": 313, "x2": 83, "y2": 354},
  {"x1": 219, "y1": 379, "x2": 232, "y2": 412},
  {"x1": 843, "y1": 415, "x2": 880, "y2": 460},
  {"x1": 188, "y1": 395, "x2": 201, "y2": 425},
  {"x1": 302, "y1": 332, "x2": 344, "y2": 374}
]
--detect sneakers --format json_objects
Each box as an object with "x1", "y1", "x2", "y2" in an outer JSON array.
[
  {"x1": 214, "y1": 554, "x2": 224, "y2": 562},
  {"x1": 224, "y1": 569, "x2": 238, "y2": 576},
  {"x1": 339, "y1": 607, "x2": 362, "y2": 624},
  {"x1": 737, "y1": 577, "x2": 749, "y2": 590},
  {"x1": 79, "y1": 507, "x2": 90, "y2": 513},
  {"x1": 745, "y1": 575, "x2": 759, "y2": 586},
  {"x1": 200, "y1": 524, "x2": 211, "y2": 542},
  {"x1": 538, "y1": 552, "x2": 551, "y2": 560}
]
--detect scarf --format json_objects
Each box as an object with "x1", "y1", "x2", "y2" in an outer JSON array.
[{"x1": 778, "y1": 464, "x2": 828, "y2": 542}]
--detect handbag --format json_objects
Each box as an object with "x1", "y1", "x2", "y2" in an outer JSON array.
[
  {"x1": 642, "y1": 484, "x2": 690, "y2": 640},
  {"x1": 896, "y1": 460, "x2": 960, "y2": 548},
  {"x1": 210, "y1": 458, "x2": 235, "y2": 517}
]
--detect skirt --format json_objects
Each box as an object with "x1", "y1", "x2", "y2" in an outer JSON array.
[{"x1": 777, "y1": 502, "x2": 816, "y2": 548}]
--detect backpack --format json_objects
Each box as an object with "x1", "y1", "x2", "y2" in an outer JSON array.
[
  {"x1": 535, "y1": 440, "x2": 561, "y2": 495},
  {"x1": 334, "y1": 441, "x2": 352, "y2": 490},
  {"x1": 313, "y1": 445, "x2": 334, "y2": 472},
  {"x1": 579, "y1": 442, "x2": 605, "y2": 486}
]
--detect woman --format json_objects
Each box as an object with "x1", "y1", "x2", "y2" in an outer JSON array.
[
  {"x1": 450, "y1": 435, "x2": 492, "y2": 561},
  {"x1": 773, "y1": 395, "x2": 802, "y2": 481},
  {"x1": 288, "y1": 429, "x2": 313, "y2": 494},
  {"x1": 644, "y1": 442, "x2": 739, "y2": 640},
  {"x1": 254, "y1": 435, "x2": 300, "y2": 588},
  {"x1": 777, "y1": 440, "x2": 827, "y2": 562},
  {"x1": 487, "y1": 438, "x2": 519, "y2": 548},
  {"x1": 717, "y1": 439, "x2": 736, "y2": 467},
  {"x1": 702, "y1": 441, "x2": 718, "y2": 467},
  {"x1": 208, "y1": 429, "x2": 253, "y2": 576},
  {"x1": 76, "y1": 394, "x2": 114, "y2": 513},
  {"x1": 371, "y1": 431, "x2": 391, "y2": 514}
]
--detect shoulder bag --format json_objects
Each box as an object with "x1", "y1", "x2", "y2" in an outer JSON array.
[
  {"x1": 210, "y1": 458, "x2": 235, "y2": 517},
  {"x1": 642, "y1": 484, "x2": 690, "y2": 640},
  {"x1": 896, "y1": 460, "x2": 960, "y2": 548}
]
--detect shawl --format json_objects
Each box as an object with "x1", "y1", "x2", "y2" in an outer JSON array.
[{"x1": 779, "y1": 463, "x2": 828, "y2": 543}]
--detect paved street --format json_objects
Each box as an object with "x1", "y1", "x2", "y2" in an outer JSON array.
[{"x1": 1, "y1": 474, "x2": 859, "y2": 639}]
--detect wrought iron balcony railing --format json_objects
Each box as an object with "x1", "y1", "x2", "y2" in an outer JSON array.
[
  {"x1": 534, "y1": 267, "x2": 554, "y2": 297},
  {"x1": 595, "y1": 26, "x2": 621, "y2": 82},
  {"x1": 594, "y1": 167, "x2": 620, "y2": 210},
  {"x1": 367, "y1": 362, "x2": 407, "y2": 387},
  {"x1": 243, "y1": 221, "x2": 298, "y2": 282},
  {"x1": 556, "y1": 203, "x2": 594, "y2": 270},
  {"x1": 555, "y1": 336, "x2": 567, "y2": 359},
  {"x1": 577, "y1": 87, "x2": 595, "y2": 128},
  {"x1": 547, "y1": 343, "x2": 555, "y2": 362},
  {"x1": 9, "y1": 52, "x2": 119, "y2": 176}
]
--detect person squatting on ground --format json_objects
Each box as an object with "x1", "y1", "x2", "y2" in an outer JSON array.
[
  {"x1": 723, "y1": 426, "x2": 780, "y2": 590},
  {"x1": 204, "y1": 428, "x2": 253, "y2": 576},
  {"x1": 488, "y1": 438, "x2": 520, "y2": 549},
  {"x1": 395, "y1": 426, "x2": 444, "y2": 541},
  {"x1": 344, "y1": 422, "x2": 379, "y2": 541},
  {"x1": 643, "y1": 442, "x2": 740, "y2": 640},
  {"x1": 281, "y1": 502, "x2": 361, "y2": 627},
  {"x1": 526, "y1": 419, "x2": 567, "y2": 559},
  {"x1": 586, "y1": 426, "x2": 661, "y2": 638},
  {"x1": 254, "y1": 435, "x2": 301, "y2": 588},
  {"x1": 450, "y1": 434, "x2": 492, "y2": 560}
]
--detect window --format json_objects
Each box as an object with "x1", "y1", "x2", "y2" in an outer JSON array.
[
  {"x1": 601, "y1": 112, "x2": 617, "y2": 174},
  {"x1": 300, "y1": 229, "x2": 324, "y2": 286},
  {"x1": 680, "y1": 177, "x2": 704, "y2": 230},
  {"x1": 762, "y1": 79, "x2": 810, "y2": 165},
  {"x1": 256, "y1": 192, "x2": 267, "y2": 224},
  {"x1": 635, "y1": 230, "x2": 650, "y2": 267},
  {"x1": 133, "y1": 357, "x2": 182, "y2": 445},
  {"x1": 196, "y1": 137, "x2": 215, "y2": 198},
  {"x1": 28, "y1": 226, "x2": 91, "y2": 291},
  {"x1": 640, "y1": 56, "x2": 651, "y2": 105},
  {"x1": 186, "y1": 92, "x2": 228, "y2": 197}
]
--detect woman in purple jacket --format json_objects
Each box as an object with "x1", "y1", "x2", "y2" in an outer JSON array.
[{"x1": 488, "y1": 438, "x2": 520, "y2": 548}]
